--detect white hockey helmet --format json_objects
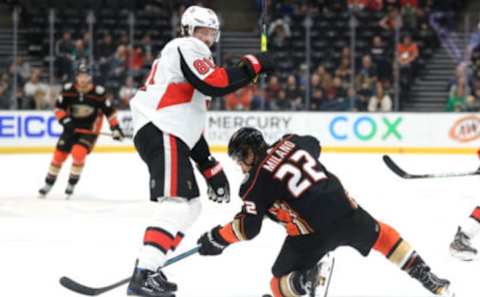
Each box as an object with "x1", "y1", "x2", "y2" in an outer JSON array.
[{"x1": 181, "y1": 5, "x2": 220, "y2": 42}]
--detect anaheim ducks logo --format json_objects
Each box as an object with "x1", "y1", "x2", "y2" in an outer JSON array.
[
  {"x1": 71, "y1": 105, "x2": 95, "y2": 118},
  {"x1": 449, "y1": 115, "x2": 480, "y2": 143}
]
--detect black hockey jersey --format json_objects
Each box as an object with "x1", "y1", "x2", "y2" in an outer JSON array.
[
  {"x1": 54, "y1": 83, "x2": 119, "y2": 132},
  {"x1": 218, "y1": 134, "x2": 358, "y2": 244}
]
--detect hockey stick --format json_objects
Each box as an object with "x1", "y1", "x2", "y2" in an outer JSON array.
[
  {"x1": 383, "y1": 155, "x2": 480, "y2": 179},
  {"x1": 74, "y1": 128, "x2": 133, "y2": 139},
  {"x1": 258, "y1": 0, "x2": 268, "y2": 108},
  {"x1": 260, "y1": 0, "x2": 268, "y2": 54},
  {"x1": 59, "y1": 245, "x2": 200, "y2": 296}
]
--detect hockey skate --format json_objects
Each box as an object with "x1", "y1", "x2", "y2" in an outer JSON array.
[
  {"x1": 303, "y1": 253, "x2": 335, "y2": 297},
  {"x1": 38, "y1": 183, "x2": 53, "y2": 198},
  {"x1": 127, "y1": 267, "x2": 177, "y2": 297},
  {"x1": 450, "y1": 227, "x2": 478, "y2": 261},
  {"x1": 65, "y1": 183, "x2": 76, "y2": 199},
  {"x1": 408, "y1": 257, "x2": 454, "y2": 297}
]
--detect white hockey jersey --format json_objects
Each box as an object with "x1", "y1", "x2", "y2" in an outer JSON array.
[{"x1": 130, "y1": 37, "x2": 218, "y2": 149}]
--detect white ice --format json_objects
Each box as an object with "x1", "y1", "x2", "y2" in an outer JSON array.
[{"x1": 0, "y1": 152, "x2": 479, "y2": 297}]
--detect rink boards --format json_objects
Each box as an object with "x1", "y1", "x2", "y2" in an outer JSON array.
[{"x1": 0, "y1": 111, "x2": 479, "y2": 154}]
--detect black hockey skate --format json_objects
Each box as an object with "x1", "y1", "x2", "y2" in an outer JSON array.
[
  {"x1": 127, "y1": 267, "x2": 177, "y2": 297},
  {"x1": 302, "y1": 253, "x2": 335, "y2": 297},
  {"x1": 407, "y1": 256, "x2": 454, "y2": 296},
  {"x1": 65, "y1": 183, "x2": 76, "y2": 199},
  {"x1": 450, "y1": 227, "x2": 478, "y2": 261},
  {"x1": 38, "y1": 183, "x2": 53, "y2": 198}
]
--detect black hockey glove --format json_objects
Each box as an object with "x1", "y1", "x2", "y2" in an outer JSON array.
[
  {"x1": 59, "y1": 116, "x2": 75, "y2": 134},
  {"x1": 111, "y1": 124, "x2": 124, "y2": 141},
  {"x1": 197, "y1": 225, "x2": 230, "y2": 256},
  {"x1": 198, "y1": 156, "x2": 230, "y2": 203},
  {"x1": 241, "y1": 53, "x2": 275, "y2": 79}
]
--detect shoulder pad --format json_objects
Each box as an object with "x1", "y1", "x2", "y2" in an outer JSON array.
[
  {"x1": 181, "y1": 37, "x2": 212, "y2": 55},
  {"x1": 95, "y1": 85, "x2": 106, "y2": 95},
  {"x1": 63, "y1": 83, "x2": 73, "y2": 90}
]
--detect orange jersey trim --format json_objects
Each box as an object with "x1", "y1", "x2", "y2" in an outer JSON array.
[
  {"x1": 219, "y1": 223, "x2": 240, "y2": 244},
  {"x1": 54, "y1": 109, "x2": 67, "y2": 120}
]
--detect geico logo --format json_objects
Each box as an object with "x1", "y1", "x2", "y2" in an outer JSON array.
[
  {"x1": 329, "y1": 115, "x2": 402, "y2": 141},
  {"x1": 0, "y1": 115, "x2": 61, "y2": 138}
]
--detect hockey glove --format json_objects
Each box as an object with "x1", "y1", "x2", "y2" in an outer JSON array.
[
  {"x1": 111, "y1": 125, "x2": 124, "y2": 141},
  {"x1": 197, "y1": 225, "x2": 230, "y2": 256},
  {"x1": 198, "y1": 156, "x2": 230, "y2": 203},
  {"x1": 241, "y1": 53, "x2": 275, "y2": 79},
  {"x1": 59, "y1": 116, "x2": 75, "y2": 134}
]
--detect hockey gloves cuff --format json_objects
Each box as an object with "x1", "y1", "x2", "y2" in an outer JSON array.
[
  {"x1": 111, "y1": 125, "x2": 124, "y2": 141},
  {"x1": 198, "y1": 156, "x2": 230, "y2": 203},
  {"x1": 241, "y1": 53, "x2": 275, "y2": 79},
  {"x1": 59, "y1": 116, "x2": 75, "y2": 134},
  {"x1": 197, "y1": 225, "x2": 230, "y2": 256}
]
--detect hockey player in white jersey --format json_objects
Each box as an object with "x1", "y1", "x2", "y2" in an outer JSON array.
[{"x1": 127, "y1": 5, "x2": 274, "y2": 297}]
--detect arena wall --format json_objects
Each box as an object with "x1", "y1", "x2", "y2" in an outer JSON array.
[{"x1": 0, "y1": 111, "x2": 479, "y2": 154}]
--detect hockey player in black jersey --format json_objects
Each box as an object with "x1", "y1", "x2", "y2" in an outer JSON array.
[
  {"x1": 197, "y1": 127, "x2": 454, "y2": 297},
  {"x1": 38, "y1": 63, "x2": 124, "y2": 198}
]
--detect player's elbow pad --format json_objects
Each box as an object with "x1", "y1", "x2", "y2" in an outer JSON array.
[
  {"x1": 244, "y1": 226, "x2": 261, "y2": 240},
  {"x1": 243, "y1": 219, "x2": 263, "y2": 240},
  {"x1": 179, "y1": 49, "x2": 252, "y2": 97}
]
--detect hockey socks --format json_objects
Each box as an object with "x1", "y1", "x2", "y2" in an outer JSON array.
[
  {"x1": 137, "y1": 198, "x2": 201, "y2": 272},
  {"x1": 46, "y1": 150, "x2": 69, "y2": 184},
  {"x1": 373, "y1": 222, "x2": 415, "y2": 269},
  {"x1": 373, "y1": 222, "x2": 451, "y2": 295},
  {"x1": 270, "y1": 273, "x2": 305, "y2": 297},
  {"x1": 460, "y1": 206, "x2": 480, "y2": 239},
  {"x1": 39, "y1": 150, "x2": 69, "y2": 196}
]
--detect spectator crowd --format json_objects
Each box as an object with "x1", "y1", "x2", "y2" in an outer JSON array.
[{"x1": 0, "y1": 0, "x2": 472, "y2": 112}]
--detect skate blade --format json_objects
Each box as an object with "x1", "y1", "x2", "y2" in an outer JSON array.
[
  {"x1": 437, "y1": 284, "x2": 455, "y2": 297},
  {"x1": 449, "y1": 247, "x2": 478, "y2": 262}
]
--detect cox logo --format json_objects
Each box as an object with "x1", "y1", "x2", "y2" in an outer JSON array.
[
  {"x1": 0, "y1": 115, "x2": 62, "y2": 138},
  {"x1": 329, "y1": 116, "x2": 402, "y2": 141}
]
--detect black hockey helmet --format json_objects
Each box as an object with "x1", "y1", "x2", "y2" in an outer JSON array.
[
  {"x1": 76, "y1": 60, "x2": 90, "y2": 75},
  {"x1": 228, "y1": 127, "x2": 268, "y2": 164}
]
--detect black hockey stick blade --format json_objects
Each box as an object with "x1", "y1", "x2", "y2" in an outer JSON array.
[
  {"x1": 59, "y1": 276, "x2": 129, "y2": 296},
  {"x1": 59, "y1": 246, "x2": 200, "y2": 295},
  {"x1": 382, "y1": 155, "x2": 412, "y2": 178},
  {"x1": 383, "y1": 155, "x2": 480, "y2": 179}
]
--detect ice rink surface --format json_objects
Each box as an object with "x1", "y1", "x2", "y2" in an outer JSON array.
[{"x1": 1, "y1": 152, "x2": 479, "y2": 297}]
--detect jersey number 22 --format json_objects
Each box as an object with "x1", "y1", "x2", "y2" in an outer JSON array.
[{"x1": 274, "y1": 150, "x2": 326, "y2": 197}]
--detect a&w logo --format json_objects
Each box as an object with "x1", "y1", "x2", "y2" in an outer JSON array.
[{"x1": 449, "y1": 115, "x2": 480, "y2": 143}]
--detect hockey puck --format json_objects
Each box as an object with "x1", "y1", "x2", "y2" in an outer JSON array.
[{"x1": 262, "y1": 294, "x2": 272, "y2": 297}]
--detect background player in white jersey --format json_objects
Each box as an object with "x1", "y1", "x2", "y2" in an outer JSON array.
[
  {"x1": 450, "y1": 206, "x2": 480, "y2": 261},
  {"x1": 127, "y1": 5, "x2": 274, "y2": 297}
]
